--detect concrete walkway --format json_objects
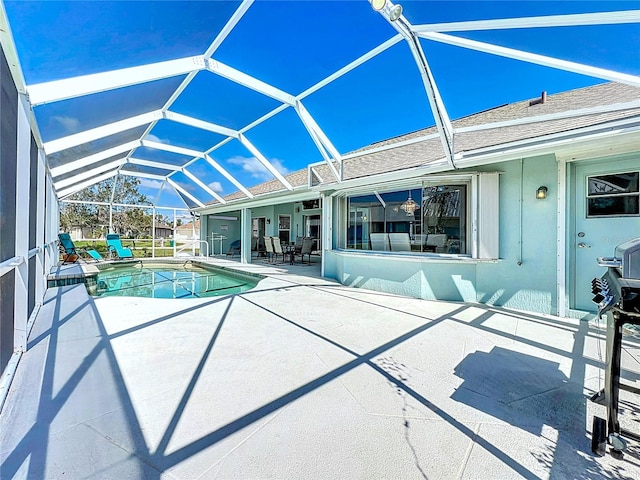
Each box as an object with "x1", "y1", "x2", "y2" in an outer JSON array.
[{"x1": 1, "y1": 259, "x2": 639, "y2": 479}]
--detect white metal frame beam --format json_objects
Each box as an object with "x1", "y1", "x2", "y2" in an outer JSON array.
[
  {"x1": 417, "y1": 31, "x2": 640, "y2": 87},
  {"x1": 54, "y1": 158, "x2": 126, "y2": 190},
  {"x1": 206, "y1": 58, "x2": 296, "y2": 105},
  {"x1": 377, "y1": 5, "x2": 456, "y2": 168},
  {"x1": 140, "y1": 139, "x2": 203, "y2": 158},
  {"x1": 128, "y1": 157, "x2": 184, "y2": 171},
  {"x1": 181, "y1": 168, "x2": 227, "y2": 204},
  {"x1": 49, "y1": 140, "x2": 140, "y2": 177},
  {"x1": 204, "y1": 154, "x2": 254, "y2": 199},
  {"x1": 413, "y1": 10, "x2": 640, "y2": 33},
  {"x1": 44, "y1": 110, "x2": 163, "y2": 154},
  {"x1": 238, "y1": 134, "x2": 293, "y2": 190},
  {"x1": 119, "y1": 170, "x2": 166, "y2": 181},
  {"x1": 58, "y1": 169, "x2": 119, "y2": 199},
  {"x1": 295, "y1": 101, "x2": 342, "y2": 182},
  {"x1": 164, "y1": 111, "x2": 239, "y2": 138},
  {"x1": 28, "y1": 56, "x2": 207, "y2": 106},
  {"x1": 167, "y1": 178, "x2": 206, "y2": 208}
]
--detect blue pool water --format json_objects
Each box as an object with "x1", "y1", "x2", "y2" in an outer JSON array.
[{"x1": 93, "y1": 262, "x2": 260, "y2": 298}]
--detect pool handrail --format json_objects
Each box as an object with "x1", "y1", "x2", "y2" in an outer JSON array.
[{"x1": 174, "y1": 239, "x2": 209, "y2": 257}]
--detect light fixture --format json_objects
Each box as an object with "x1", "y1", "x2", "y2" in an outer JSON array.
[
  {"x1": 266, "y1": 218, "x2": 271, "y2": 224},
  {"x1": 400, "y1": 191, "x2": 417, "y2": 216},
  {"x1": 536, "y1": 186, "x2": 548, "y2": 200},
  {"x1": 387, "y1": 3, "x2": 403, "y2": 21},
  {"x1": 371, "y1": 0, "x2": 402, "y2": 22}
]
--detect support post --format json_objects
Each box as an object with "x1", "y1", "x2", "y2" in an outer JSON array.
[{"x1": 241, "y1": 208, "x2": 252, "y2": 264}]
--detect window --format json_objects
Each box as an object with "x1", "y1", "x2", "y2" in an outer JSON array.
[
  {"x1": 303, "y1": 199, "x2": 321, "y2": 210},
  {"x1": 341, "y1": 173, "x2": 499, "y2": 258},
  {"x1": 346, "y1": 182, "x2": 469, "y2": 255},
  {"x1": 587, "y1": 171, "x2": 639, "y2": 217},
  {"x1": 422, "y1": 184, "x2": 467, "y2": 254},
  {"x1": 278, "y1": 215, "x2": 291, "y2": 243}
]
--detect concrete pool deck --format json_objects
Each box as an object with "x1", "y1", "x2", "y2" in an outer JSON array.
[{"x1": 1, "y1": 258, "x2": 639, "y2": 479}]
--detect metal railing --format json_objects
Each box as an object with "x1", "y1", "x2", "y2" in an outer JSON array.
[{"x1": 174, "y1": 239, "x2": 209, "y2": 257}]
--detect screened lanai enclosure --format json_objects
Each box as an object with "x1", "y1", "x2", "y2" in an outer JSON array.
[{"x1": 1, "y1": 0, "x2": 639, "y2": 409}]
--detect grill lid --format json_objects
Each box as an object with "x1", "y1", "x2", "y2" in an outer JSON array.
[{"x1": 598, "y1": 237, "x2": 640, "y2": 280}]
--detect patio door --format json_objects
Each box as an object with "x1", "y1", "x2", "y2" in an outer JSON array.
[
  {"x1": 571, "y1": 158, "x2": 640, "y2": 311},
  {"x1": 304, "y1": 214, "x2": 321, "y2": 249},
  {"x1": 252, "y1": 217, "x2": 266, "y2": 253}
]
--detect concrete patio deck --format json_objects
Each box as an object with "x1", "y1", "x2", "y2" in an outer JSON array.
[{"x1": 1, "y1": 259, "x2": 639, "y2": 479}]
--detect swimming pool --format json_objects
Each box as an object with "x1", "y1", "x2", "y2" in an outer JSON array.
[{"x1": 92, "y1": 262, "x2": 261, "y2": 299}]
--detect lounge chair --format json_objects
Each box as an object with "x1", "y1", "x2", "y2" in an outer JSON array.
[
  {"x1": 106, "y1": 234, "x2": 134, "y2": 259},
  {"x1": 58, "y1": 233, "x2": 104, "y2": 263},
  {"x1": 226, "y1": 239, "x2": 241, "y2": 257}
]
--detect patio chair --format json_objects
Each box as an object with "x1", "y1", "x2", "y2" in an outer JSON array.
[
  {"x1": 369, "y1": 233, "x2": 390, "y2": 251},
  {"x1": 106, "y1": 233, "x2": 134, "y2": 259},
  {"x1": 294, "y1": 236, "x2": 303, "y2": 254},
  {"x1": 425, "y1": 234, "x2": 448, "y2": 253},
  {"x1": 389, "y1": 233, "x2": 411, "y2": 252},
  {"x1": 58, "y1": 233, "x2": 104, "y2": 264},
  {"x1": 271, "y1": 237, "x2": 286, "y2": 263},
  {"x1": 295, "y1": 237, "x2": 314, "y2": 265},
  {"x1": 263, "y1": 236, "x2": 274, "y2": 262},
  {"x1": 226, "y1": 239, "x2": 241, "y2": 257}
]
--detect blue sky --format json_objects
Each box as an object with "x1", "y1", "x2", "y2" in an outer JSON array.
[{"x1": 5, "y1": 0, "x2": 639, "y2": 208}]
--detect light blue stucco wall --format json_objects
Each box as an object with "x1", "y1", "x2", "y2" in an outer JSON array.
[
  {"x1": 206, "y1": 212, "x2": 241, "y2": 255},
  {"x1": 325, "y1": 154, "x2": 560, "y2": 314}
]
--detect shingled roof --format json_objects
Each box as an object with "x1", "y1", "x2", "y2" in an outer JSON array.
[{"x1": 207, "y1": 82, "x2": 640, "y2": 206}]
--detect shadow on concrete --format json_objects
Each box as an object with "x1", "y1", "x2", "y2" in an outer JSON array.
[{"x1": 2, "y1": 278, "x2": 639, "y2": 479}]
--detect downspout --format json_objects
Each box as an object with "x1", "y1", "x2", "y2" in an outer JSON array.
[
  {"x1": 517, "y1": 159, "x2": 524, "y2": 266},
  {"x1": 557, "y1": 158, "x2": 567, "y2": 317}
]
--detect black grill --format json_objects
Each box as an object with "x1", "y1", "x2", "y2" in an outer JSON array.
[{"x1": 590, "y1": 237, "x2": 640, "y2": 459}]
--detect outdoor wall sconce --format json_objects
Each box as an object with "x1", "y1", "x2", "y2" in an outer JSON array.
[
  {"x1": 266, "y1": 218, "x2": 271, "y2": 224},
  {"x1": 536, "y1": 186, "x2": 548, "y2": 200}
]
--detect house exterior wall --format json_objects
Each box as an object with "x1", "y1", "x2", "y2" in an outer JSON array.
[
  {"x1": 205, "y1": 213, "x2": 241, "y2": 255},
  {"x1": 249, "y1": 206, "x2": 276, "y2": 238},
  {"x1": 324, "y1": 154, "x2": 560, "y2": 314}
]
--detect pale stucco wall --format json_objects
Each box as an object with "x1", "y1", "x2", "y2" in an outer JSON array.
[{"x1": 324, "y1": 154, "x2": 560, "y2": 315}]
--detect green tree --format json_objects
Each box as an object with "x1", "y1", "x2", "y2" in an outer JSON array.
[{"x1": 60, "y1": 177, "x2": 151, "y2": 237}]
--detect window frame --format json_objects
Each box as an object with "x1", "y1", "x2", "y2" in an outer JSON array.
[
  {"x1": 585, "y1": 170, "x2": 640, "y2": 218},
  {"x1": 278, "y1": 214, "x2": 291, "y2": 243},
  {"x1": 336, "y1": 172, "x2": 499, "y2": 260}
]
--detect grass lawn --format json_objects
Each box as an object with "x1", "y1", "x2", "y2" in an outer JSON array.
[{"x1": 73, "y1": 240, "x2": 199, "y2": 258}]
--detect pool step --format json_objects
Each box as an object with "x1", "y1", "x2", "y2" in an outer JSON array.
[{"x1": 47, "y1": 263, "x2": 100, "y2": 288}]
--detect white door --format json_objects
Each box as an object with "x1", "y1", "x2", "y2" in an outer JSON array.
[{"x1": 571, "y1": 158, "x2": 640, "y2": 311}]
